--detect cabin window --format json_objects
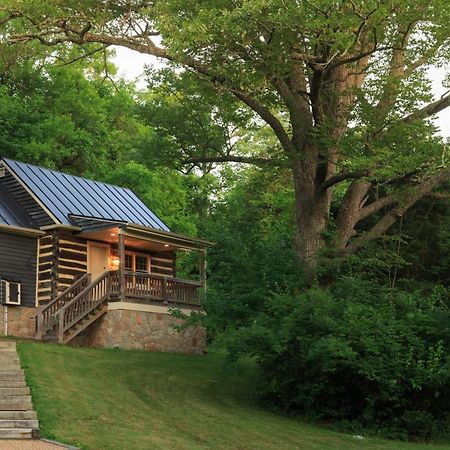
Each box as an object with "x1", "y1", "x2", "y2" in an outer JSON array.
[
  {"x1": 135, "y1": 255, "x2": 148, "y2": 273},
  {"x1": 123, "y1": 251, "x2": 151, "y2": 273},
  {"x1": 125, "y1": 254, "x2": 133, "y2": 271}
]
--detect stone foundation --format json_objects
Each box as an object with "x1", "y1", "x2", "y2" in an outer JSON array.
[
  {"x1": 0, "y1": 305, "x2": 36, "y2": 339},
  {"x1": 75, "y1": 302, "x2": 206, "y2": 355}
]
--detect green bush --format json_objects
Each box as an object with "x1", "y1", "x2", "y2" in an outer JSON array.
[{"x1": 227, "y1": 278, "x2": 450, "y2": 440}]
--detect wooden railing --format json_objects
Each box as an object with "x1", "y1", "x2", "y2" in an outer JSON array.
[
  {"x1": 35, "y1": 270, "x2": 202, "y2": 343},
  {"x1": 55, "y1": 271, "x2": 112, "y2": 343},
  {"x1": 123, "y1": 271, "x2": 202, "y2": 307},
  {"x1": 35, "y1": 274, "x2": 91, "y2": 339}
]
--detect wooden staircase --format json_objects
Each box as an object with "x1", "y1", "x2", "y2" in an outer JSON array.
[
  {"x1": 0, "y1": 341, "x2": 39, "y2": 439},
  {"x1": 36, "y1": 272, "x2": 114, "y2": 344}
]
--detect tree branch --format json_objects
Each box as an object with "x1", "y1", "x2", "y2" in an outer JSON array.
[
  {"x1": 345, "y1": 168, "x2": 450, "y2": 252},
  {"x1": 425, "y1": 191, "x2": 450, "y2": 200},
  {"x1": 229, "y1": 88, "x2": 294, "y2": 154},
  {"x1": 402, "y1": 93, "x2": 450, "y2": 124},
  {"x1": 318, "y1": 170, "x2": 369, "y2": 193},
  {"x1": 358, "y1": 194, "x2": 398, "y2": 220},
  {"x1": 182, "y1": 155, "x2": 283, "y2": 167}
]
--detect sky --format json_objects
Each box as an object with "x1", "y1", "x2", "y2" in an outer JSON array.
[{"x1": 114, "y1": 47, "x2": 450, "y2": 138}]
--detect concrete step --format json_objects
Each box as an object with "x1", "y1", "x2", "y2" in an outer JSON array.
[
  {"x1": 0, "y1": 342, "x2": 16, "y2": 348},
  {"x1": 0, "y1": 396, "x2": 32, "y2": 403},
  {"x1": 0, "y1": 428, "x2": 33, "y2": 439},
  {"x1": 0, "y1": 387, "x2": 30, "y2": 395},
  {"x1": 0, "y1": 403, "x2": 33, "y2": 411},
  {"x1": 0, "y1": 419, "x2": 39, "y2": 429},
  {"x1": 0, "y1": 381, "x2": 27, "y2": 388},
  {"x1": 0, "y1": 368, "x2": 23, "y2": 374},
  {"x1": 0, "y1": 349, "x2": 17, "y2": 354},
  {"x1": 0, "y1": 363, "x2": 23, "y2": 368},
  {"x1": 0, "y1": 374, "x2": 25, "y2": 381},
  {"x1": 0, "y1": 411, "x2": 37, "y2": 420},
  {"x1": 0, "y1": 351, "x2": 19, "y2": 364}
]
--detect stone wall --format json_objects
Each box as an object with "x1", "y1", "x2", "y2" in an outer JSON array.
[
  {"x1": 0, "y1": 305, "x2": 36, "y2": 338},
  {"x1": 76, "y1": 303, "x2": 206, "y2": 355}
]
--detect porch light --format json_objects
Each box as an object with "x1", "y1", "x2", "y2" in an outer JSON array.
[
  {"x1": 164, "y1": 244, "x2": 170, "y2": 248},
  {"x1": 110, "y1": 255, "x2": 120, "y2": 269}
]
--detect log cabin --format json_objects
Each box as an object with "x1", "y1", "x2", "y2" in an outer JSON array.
[{"x1": 0, "y1": 158, "x2": 209, "y2": 354}]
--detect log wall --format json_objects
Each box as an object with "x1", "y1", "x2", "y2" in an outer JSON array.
[{"x1": 38, "y1": 231, "x2": 88, "y2": 303}]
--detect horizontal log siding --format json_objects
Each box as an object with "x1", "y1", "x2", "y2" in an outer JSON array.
[
  {"x1": 38, "y1": 232, "x2": 88, "y2": 303},
  {"x1": 0, "y1": 232, "x2": 37, "y2": 307},
  {"x1": 37, "y1": 233, "x2": 57, "y2": 303},
  {"x1": 56, "y1": 235, "x2": 87, "y2": 294},
  {"x1": 151, "y1": 252, "x2": 176, "y2": 277}
]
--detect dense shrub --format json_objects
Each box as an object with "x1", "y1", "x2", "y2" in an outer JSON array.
[{"x1": 227, "y1": 278, "x2": 450, "y2": 440}]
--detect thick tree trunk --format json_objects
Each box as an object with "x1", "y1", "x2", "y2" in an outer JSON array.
[{"x1": 291, "y1": 156, "x2": 332, "y2": 282}]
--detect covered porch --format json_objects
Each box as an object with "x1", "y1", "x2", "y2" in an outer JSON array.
[{"x1": 73, "y1": 218, "x2": 210, "y2": 309}]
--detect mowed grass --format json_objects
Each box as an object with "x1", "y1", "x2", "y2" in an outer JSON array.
[{"x1": 15, "y1": 341, "x2": 450, "y2": 450}]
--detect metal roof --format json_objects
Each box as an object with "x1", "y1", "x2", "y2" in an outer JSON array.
[
  {"x1": 2, "y1": 159, "x2": 170, "y2": 231},
  {"x1": 0, "y1": 182, "x2": 37, "y2": 228}
]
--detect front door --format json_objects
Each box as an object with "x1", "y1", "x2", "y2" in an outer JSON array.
[{"x1": 88, "y1": 243, "x2": 110, "y2": 280}]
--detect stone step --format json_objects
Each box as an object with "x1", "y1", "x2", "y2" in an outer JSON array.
[
  {"x1": 0, "y1": 403, "x2": 33, "y2": 411},
  {"x1": 0, "y1": 396, "x2": 32, "y2": 403},
  {"x1": 0, "y1": 411, "x2": 37, "y2": 420},
  {"x1": 0, "y1": 419, "x2": 39, "y2": 429},
  {"x1": 0, "y1": 428, "x2": 34, "y2": 439},
  {"x1": 0, "y1": 387, "x2": 30, "y2": 395}
]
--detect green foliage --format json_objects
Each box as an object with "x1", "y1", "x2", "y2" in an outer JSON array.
[
  {"x1": 0, "y1": 62, "x2": 143, "y2": 177},
  {"x1": 139, "y1": 69, "x2": 258, "y2": 170},
  {"x1": 225, "y1": 278, "x2": 450, "y2": 440},
  {"x1": 203, "y1": 167, "x2": 302, "y2": 337}
]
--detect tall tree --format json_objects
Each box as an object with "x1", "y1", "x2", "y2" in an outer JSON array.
[{"x1": 2, "y1": 0, "x2": 450, "y2": 278}]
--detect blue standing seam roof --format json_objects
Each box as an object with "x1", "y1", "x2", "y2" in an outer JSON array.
[
  {"x1": 3, "y1": 159, "x2": 170, "y2": 231},
  {"x1": 0, "y1": 203, "x2": 18, "y2": 226},
  {"x1": 0, "y1": 182, "x2": 36, "y2": 228}
]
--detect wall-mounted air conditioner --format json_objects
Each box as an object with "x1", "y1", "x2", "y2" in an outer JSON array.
[{"x1": 0, "y1": 279, "x2": 21, "y2": 305}]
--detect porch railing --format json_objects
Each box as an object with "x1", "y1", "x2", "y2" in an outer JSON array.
[
  {"x1": 118, "y1": 271, "x2": 203, "y2": 307},
  {"x1": 35, "y1": 273, "x2": 91, "y2": 339},
  {"x1": 55, "y1": 271, "x2": 112, "y2": 343}
]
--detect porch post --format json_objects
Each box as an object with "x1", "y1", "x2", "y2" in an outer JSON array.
[
  {"x1": 118, "y1": 231, "x2": 126, "y2": 301},
  {"x1": 199, "y1": 249, "x2": 207, "y2": 289}
]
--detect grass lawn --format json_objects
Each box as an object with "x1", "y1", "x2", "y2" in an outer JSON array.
[{"x1": 15, "y1": 341, "x2": 450, "y2": 450}]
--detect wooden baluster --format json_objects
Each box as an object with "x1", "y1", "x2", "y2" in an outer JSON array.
[
  {"x1": 36, "y1": 312, "x2": 43, "y2": 340},
  {"x1": 119, "y1": 232, "x2": 126, "y2": 301},
  {"x1": 162, "y1": 277, "x2": 168, "y2": 304},
  {"x1": 58, "y1": 313, "x2": 64, "y2": 344}
]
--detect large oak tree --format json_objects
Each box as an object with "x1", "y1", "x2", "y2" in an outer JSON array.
[{"x1": 2, "y1": 0, "x2": 450, "y2": 278}]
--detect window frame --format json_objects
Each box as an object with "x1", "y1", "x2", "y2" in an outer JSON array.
[{"x1": 124, "y1": 250, "x2": 151, "y2": 274}]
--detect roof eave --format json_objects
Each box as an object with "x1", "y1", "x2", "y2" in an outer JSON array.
[
  {"x1": 0, "y1": 224, "x2": 45, "y2": 237},
  {"x1": 121, "y1": 223, "x2": 214, "y2": 250},
  {"x1": 40, "y1": 224, "x2": 82, "y2": 232}
]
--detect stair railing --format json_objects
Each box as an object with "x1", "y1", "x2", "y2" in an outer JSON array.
[
  {"x1": 54, "y1": 271, "x2": 112, "y2": 344},
  {"x1": 35, "y1": 274, "x2": 91, "y2": 340}
]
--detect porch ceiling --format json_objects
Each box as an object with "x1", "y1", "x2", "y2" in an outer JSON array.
[{"x1": 76, "y1": 223, "x2": 211, "y2": 252}]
